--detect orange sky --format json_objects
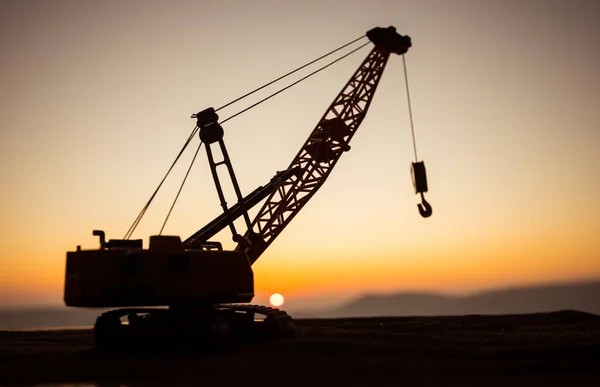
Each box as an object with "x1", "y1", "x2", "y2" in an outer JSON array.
[{"x1": 1, "y1": 0, "x2": 599, "y2": 309}]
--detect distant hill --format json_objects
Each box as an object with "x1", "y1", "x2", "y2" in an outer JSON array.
[
  {"x1": 319, "y1": 280, "x2": 600, "y2": 318},
  {"x1": 2, "y1": 280, "x2": 599, "y2": 329},
  {"x1": 0, "y1": 307, "x2": 110, "y2": 330}
]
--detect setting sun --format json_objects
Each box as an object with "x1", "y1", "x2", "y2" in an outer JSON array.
[{"x1": 269, "y1": 293, "x2": 285, "y2": 307}]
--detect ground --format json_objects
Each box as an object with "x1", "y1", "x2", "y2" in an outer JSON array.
[{"x1": 1, "y1": 310, "x2": 599, "y2": 386}]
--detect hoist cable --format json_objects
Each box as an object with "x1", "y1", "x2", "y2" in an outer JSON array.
[
  {"x1": 215, "y1": 35, "x2": 367, "y2": 112},
  {"x1": 124, "y1": 125, "x2": 199, "y2": 239},
  {"x1": 219, "y1": 41, "x2": 371, "y2": 126},
  {"x1": 124, "y1": 126, "x2": 198, "y2": 239},
  {"x1": 402, "y1": 54, "x2": 419, "y2": 162},
  {"x1": 125, "y1": 36, "x2": 373, "y2": 239},
  {"x1": 159, "y1": 140, "x2": 203, "y2": 235}
]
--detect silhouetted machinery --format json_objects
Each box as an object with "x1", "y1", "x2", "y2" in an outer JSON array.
[{"x1": 64, "y1": 26, "x2": 432, "y2": 350}]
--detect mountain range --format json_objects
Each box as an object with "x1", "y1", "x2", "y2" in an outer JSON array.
[{"x1": 297, "y1": 279, "x2": 600, "y2": 318}]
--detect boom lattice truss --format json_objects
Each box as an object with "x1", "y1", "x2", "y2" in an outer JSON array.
[{"x1": 238, "y1": 47, "x2": 391, "y2": 263}]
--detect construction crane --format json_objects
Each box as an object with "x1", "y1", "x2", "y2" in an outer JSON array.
[{"x1": 63, "y1": 26, "x2": 432, "y2": 350}]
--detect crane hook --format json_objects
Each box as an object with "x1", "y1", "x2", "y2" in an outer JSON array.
[
  {"x1": 418, "y1": 192, "x2": 432, "y2": 218},
  {"x1": 411, "y1": 161, "x2": 432, "y2": 218}
]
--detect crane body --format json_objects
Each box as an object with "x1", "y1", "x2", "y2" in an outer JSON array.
[{"x1": 64, "y1": 26, "x2": 428, "y2": 350}]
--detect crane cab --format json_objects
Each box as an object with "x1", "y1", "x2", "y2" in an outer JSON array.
[{"x1": 64, "y1": 232, "x2": 254, "y2": 308}]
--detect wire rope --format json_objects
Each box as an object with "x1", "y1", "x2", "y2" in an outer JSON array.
[
  {"x1": 402, "y1": 54, "x2": 419, "y2": 162},
  {"x1": 219, "y1": 41, "x2": 371, "y2": 126},
  {"x1": 159, "y1": 140, "x2": 203, "y2": 235},
  {"x1": 215, "y1": 35, "x2": 367, "y2": 112},
  {"x1": 124, "y1": 36, "x2": 373, "y2": 238},
  {"x1": 123, "y1": 126, "x2": 199, "y2": 239}
]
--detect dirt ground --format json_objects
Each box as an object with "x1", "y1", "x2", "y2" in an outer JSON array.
[{"x1": 1, "y1": 310, "x2": 600, "y2": 387}]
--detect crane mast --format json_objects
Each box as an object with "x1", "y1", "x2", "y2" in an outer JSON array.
[{"x1": 237, "y1": 27, "x2": 411, "y2": 264}]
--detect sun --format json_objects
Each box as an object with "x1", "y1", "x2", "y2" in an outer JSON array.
[{"x1": 269, "y1": 293, "x2": 285, "y2": 307}]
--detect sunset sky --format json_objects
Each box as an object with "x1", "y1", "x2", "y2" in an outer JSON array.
[{"x1": 1, "y1": 0, "x2": 599, "y2": 311}]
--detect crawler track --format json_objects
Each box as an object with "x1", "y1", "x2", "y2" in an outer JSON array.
[{"x1": 93, "y1": 304, "x2": 294, "y2": 351}]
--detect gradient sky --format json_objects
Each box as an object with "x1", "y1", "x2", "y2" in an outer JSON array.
[{"x1": 1, "y1": 0, "x2": 599, "y2": 310}]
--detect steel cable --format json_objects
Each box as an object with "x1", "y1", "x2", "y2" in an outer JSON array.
[
  {"x1": 402, "y1": 55, "x2": 419, "y2": 162},
  {"x1": 219, "y1": 41, "x2": 371, "y2": 126},
  {"x1": 125, "y1": 36, "x2": 372, "y2": 238},
  {"x1": 159, "y1": 140, "x2": 203, "y2": 235},
  {"x1": 215, "y1": 35, "x2": 367, "y2": 112},
  {"x1": 124, "y1": 126, "x2": 199, "y2": 239}
]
